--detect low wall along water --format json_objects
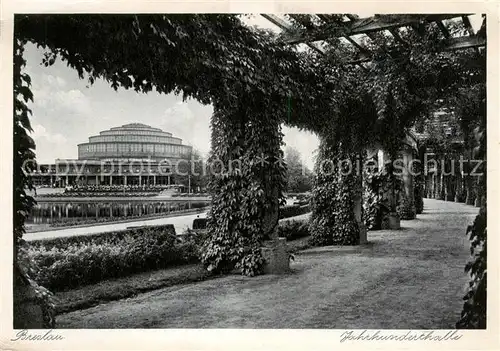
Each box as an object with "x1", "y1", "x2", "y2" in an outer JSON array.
[{"x1": 27, "y1": 199, "x2": 210, "y2": 225}]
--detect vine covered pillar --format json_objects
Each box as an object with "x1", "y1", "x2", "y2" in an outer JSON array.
[
  {"x1": 448, "y1": 175, "x2": 454, "y2": 201},
  {"x1": 202, "y1": 102, "x2": 286, "y2": 276},
  {"x1": 398, "y1": 147, "x2": 416, "y2": 220},
  {"x1": 430, "y1": 173, "x2": 436, "y2": 198},
  {"x1": 464, "y1": 160, "x2": 475, "y2": 205},
  {"x1": 474, "y1": 176, "x2": 482, "y2": 207},
  {"x1": 380, "y1": 149, "x2": 401, "y2": 229},
  {"x1": 455, "y1": 171, "x2": 463, "y2": 202},
  {"x1": 414, "y1": 148, "x2": 424, "y2": 214},
  {"x1": 438, "y1": 172, "x2": 445, "y2": 200},
  {"x1": 353, "y1": 154, "x2": 368, "y2": 244},
  {"x1": 310, "y1": 137, "x2": 364, "y2": 246}
]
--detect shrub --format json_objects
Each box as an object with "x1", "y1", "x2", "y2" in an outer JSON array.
[
  {"x1": 397, "y1": 196, "x2": 416, "y2": 220},
  {"x1": 25, "y1": 224, "x2": 201, "y2": 291},
  {"x1": 277, "y1": 220, "x2": 310, "y2": 241},
  {"x1": 193, "y1": 217, "x2": 208, "y2": 230},
  {"x1": 457, "y1": 205, "x2": 487, "y2": 329},
  {"x1": 279, "y1": 205, "x2": 310, "y2": 220}
]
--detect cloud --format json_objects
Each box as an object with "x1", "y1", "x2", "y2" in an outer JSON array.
[
  {"x1": 159, "y1": 102, "x2": 318, "y2": 166},
  {"x1": 31, "y1": 87, "x2": 91, "y2": 116},
  {"x1": 53, "y1": 89, "x2": 91, "y2": 115},
  {"x1": 39, "y1": 73, "x2": 66, "y2": 89},
  {"x1": 32, "y1": 124, "x2": 67, "y2": 145},
  {"x1": 160, "y1": 102, "x2": 212, "y2": 156}
]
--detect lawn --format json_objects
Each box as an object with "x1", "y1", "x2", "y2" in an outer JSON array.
[{"x1": 56, "y1": 199, "x2": 478, "y2": 329}]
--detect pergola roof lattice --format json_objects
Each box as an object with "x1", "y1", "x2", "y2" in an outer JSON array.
[{"x1": 261, "y1": 14, "x2": 486, "y2": 66}]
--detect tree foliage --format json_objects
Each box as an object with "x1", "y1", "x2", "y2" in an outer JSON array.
[{"x1": 284, "y1": 147, "x2": 313, "y2": 193}]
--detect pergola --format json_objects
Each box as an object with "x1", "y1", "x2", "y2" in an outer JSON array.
[
  {"x1": 13, "y1": 13, "x2": 487, "y2": 329},
  {"x1": 260, "y1": 14, "x2": 485, "y2": 66},
  {"x1": 256, "y1": 12, "x2": 486, "y2": 231}
]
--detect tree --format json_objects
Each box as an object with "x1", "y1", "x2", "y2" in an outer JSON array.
[
  {"x1": 188, "y1": 148, "x2": 209, "y2": 192},
  {"x1": 284, "y1": 147, "x2": 313, "y2": 193}
]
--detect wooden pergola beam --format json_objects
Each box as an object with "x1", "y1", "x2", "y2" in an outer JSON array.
[
  {"x1": 436, "y1": 20, "x2": 451, "y2": 38},
  {"x1": 283, "y1": 14, "x2": 469, "y2": 44},
  {"x1": 260, "y1": 14, "x2": 326, "y2": 55},
  {"x1": 345, "y1": 14, "x2": 377, "y2": 41},
  {"x1": 388, "y1": 28, "x2": 408, "y2": 45},
  {"x1": 445, "y1": 35, "x2": 485, "y2": 51},
  {"x1": 317, "y1": 14, "x2": 372, "y2": 56},
  {"x1": 259, "y1": 14, "x2": 485, "y2": 67},
  {"x1": 261, "y1": 14, "x2": 367, "y2": 70},
  {"x1": 343, "y1": 35, "x2": 485, "y2": 65},
  {"x1": 288, "y1": 14, "x2": 316, "y2": 30},
  {"x1": 410, "y1": 23, "x2": 426, "y2": 37},
  {"x1": 461, "y1": 15, "x2": 475, "y2": 36}
]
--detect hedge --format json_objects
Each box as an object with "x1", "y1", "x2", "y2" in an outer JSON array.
[
  {"x1": 193, "y1": 218, "x2": 208, "y2": 230},
  {"x1": 26, "y1": 217, "x2": 313, "y2": 292},
  {"x1": 277, "y1": 220, "x2": 310, "y2": 241},
  {"x1": 192, "y1": 205, "x2": 311, "y2": 230},
  {"x1": 25, "y1": 224, "x2": 200, "y2": 291},
  {"x1": 279, "y1": 205, "x2": 310, "y2": 220}
]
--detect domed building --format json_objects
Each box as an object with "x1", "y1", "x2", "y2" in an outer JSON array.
[
  {"x1": 77, "y1": 123, "x2": 191, "y2": 161},
  {"x1": 31, "y1": 123, "x2": 193, "y2": 187}
]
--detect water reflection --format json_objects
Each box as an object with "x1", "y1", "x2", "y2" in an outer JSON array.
[{"x1": 27, "y1": 200, "x2": 209, "y2": 224}]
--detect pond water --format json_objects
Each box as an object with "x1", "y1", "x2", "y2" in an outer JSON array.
[{"x1": 27, "y1": 199, "x2": 210, "y2": 225}]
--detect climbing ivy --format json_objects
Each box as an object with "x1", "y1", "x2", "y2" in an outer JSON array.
[
  {"x1": 201, "y1": 99, "x2": 286, "y2": 275},
  {"x1": 309, "y1": 140, "x2": 361, "y2": 246},
  {"x1": 362, "y1": 170, "x2": 399, "y2": 230},
  {"x1": 456, "y1": 66, "x2": 486, "y2": 329},
  {"x1": 13, "y1": 38, "x2": 56, "y2": 328}
]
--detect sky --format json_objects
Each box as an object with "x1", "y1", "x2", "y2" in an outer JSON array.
[
  {"x1": 23, "y1": 15, "x2": 320, "y2": 169},
  {"x1": 23, "y1": 14, "x2": 482, "y2": 170}
]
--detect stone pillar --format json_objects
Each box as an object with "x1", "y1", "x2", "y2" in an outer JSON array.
[
  {"x1": 439, "y1": 173, "x2": 445, "y2": 200},
  {"x1": 261, "y1": 170, "x2": 289, "y2": 273},
  {"x1": 455, "y1": 172, "x2": 463, "y2": 202},
  {"x1": 65, "y1": 176, "x2": 69, "y2": 187},
  {"x1": 95, "y1": 175, "x2": 99, "y2": 185},
  {"x1": 354, "y1": 186, "x2": 368, "y2": 244},
  {"x1": 110, "y1": 175, "x2": 113, "y2": 186},
  {"x1": 464, "y1": 167, "x2": 475, "y2": 205},
  {"x1": 443, "y1": 175, "x2": 449, "y2": 201},
  {"x1": 153, "y1": 175, "x2": 156, "y2": 186},
  {"x1": 430, "y1": 174, "x2": 436, "y2": 198},
  {"x1": 399, "y1": 148, "x2": 416, "y2": 220},
  {"x1": 139, "y1": 175, "x2": 142, "y2": 186},
  {"x1": 474, "y1": 176, "x2": 481, "y2": 207},
  {"x1": 261, "y1": 238, "x2": 289, "y2": 274},
  {"x1": 379, "y1": 149, "x2": 400, "y2": 230}
]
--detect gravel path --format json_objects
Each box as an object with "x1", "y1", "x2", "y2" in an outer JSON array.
[{"x1": 56, "y1": 199, "x2": 478, "y2": 329}]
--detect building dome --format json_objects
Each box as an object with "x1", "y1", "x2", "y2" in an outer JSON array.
[{"x1": 78, "y1": 123, "x2": 192, "y2": 161}]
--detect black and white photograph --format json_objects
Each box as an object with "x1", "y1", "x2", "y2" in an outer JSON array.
[{"x1": 1, "y1": 4, "x2": 497, "y2": 350}]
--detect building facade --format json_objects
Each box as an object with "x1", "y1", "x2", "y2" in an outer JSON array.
[{"x1": 30, "y1": 123, "x2": 193, "y2": 187}]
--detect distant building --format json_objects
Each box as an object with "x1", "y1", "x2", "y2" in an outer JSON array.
[{"x1": 30, "y1": 123, "x2": 193, "y2": 187}]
